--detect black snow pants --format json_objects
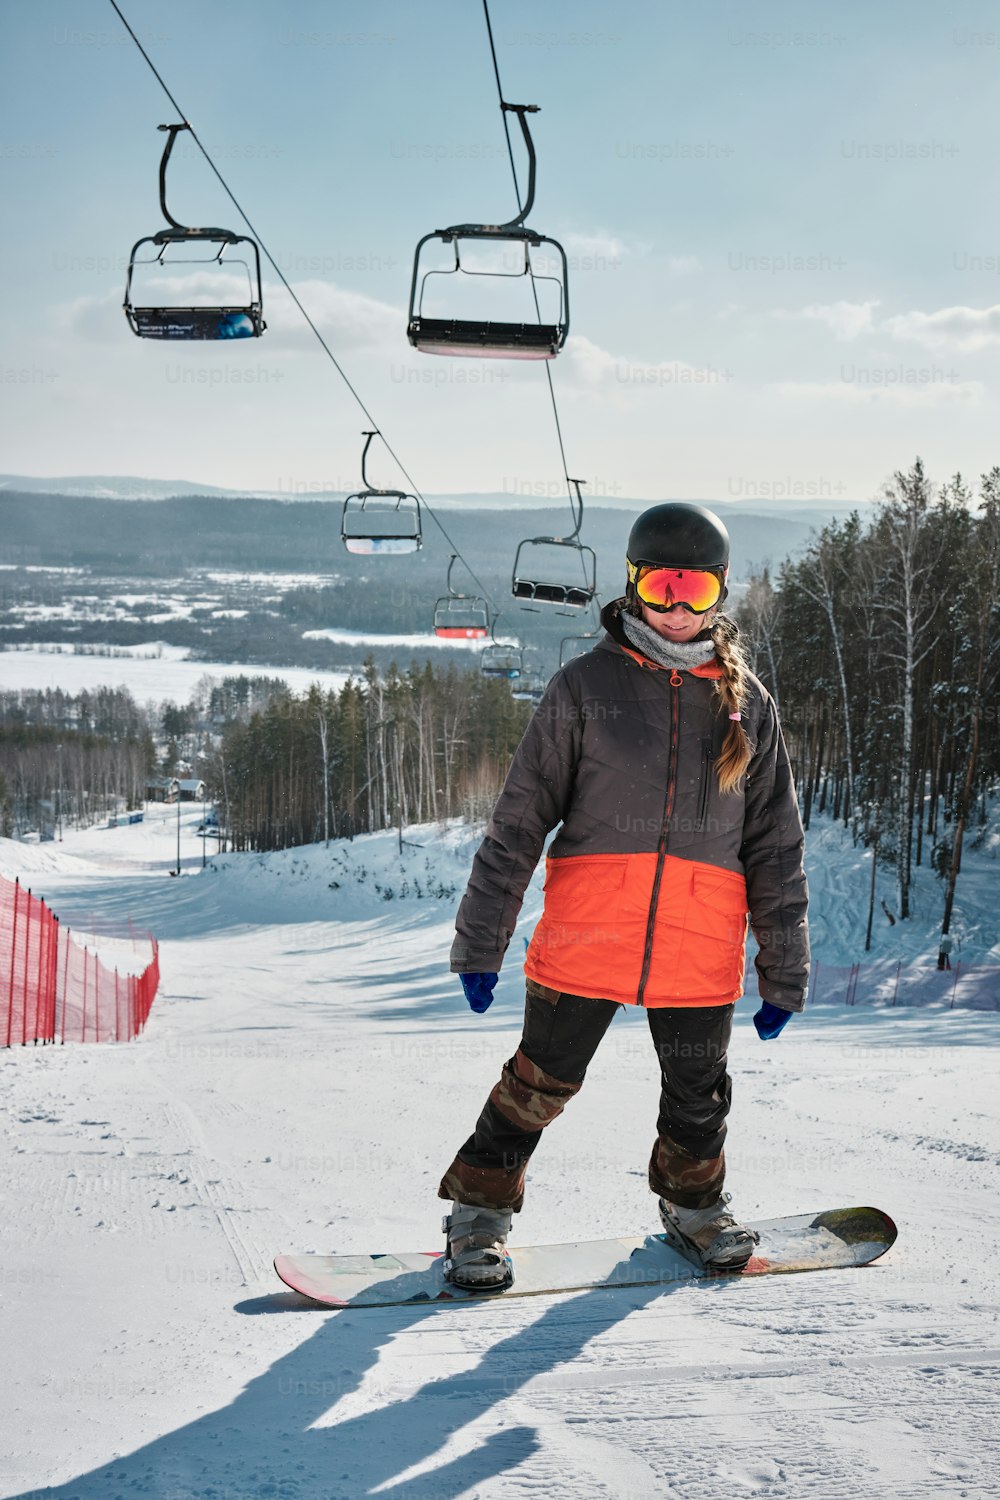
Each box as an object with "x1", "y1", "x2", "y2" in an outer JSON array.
[{"x1": 439, "y1": 978, "x2": 734, "y2": 1213}]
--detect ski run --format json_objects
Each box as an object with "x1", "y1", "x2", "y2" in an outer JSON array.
[{"x1": 1, "y1": 804, "x2": 999, "y2": 1499}]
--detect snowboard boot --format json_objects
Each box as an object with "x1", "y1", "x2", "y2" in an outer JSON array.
[
  {"x1": 442, "y1": 1201, "x2": 514, "y2": 1292},
  {"x1": 658, "y1": 1191, "x2": 760, "y2": 1272}
]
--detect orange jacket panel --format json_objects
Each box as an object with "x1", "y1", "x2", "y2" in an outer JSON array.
[{"x1": 525, "y1": 852, "x2": 749, "y2": 1007}]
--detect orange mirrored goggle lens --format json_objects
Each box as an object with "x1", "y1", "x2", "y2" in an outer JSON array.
[{"x1": 630, "y1": 563, "x2": 724, "y2": 613}]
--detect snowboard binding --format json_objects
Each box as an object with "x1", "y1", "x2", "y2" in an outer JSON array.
[
  {"x1": 442, "y1": 1202, "x2": 515, "y2": 1293},
  {"x1": 658, "y1": 1192, "x2": 760, "y2": 1273}
]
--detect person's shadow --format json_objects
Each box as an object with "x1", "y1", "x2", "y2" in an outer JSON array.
[{"x1": 15, "y1": 1272, "x2": 700, "y2": 1499}]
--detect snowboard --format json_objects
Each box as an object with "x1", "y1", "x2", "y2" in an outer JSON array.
[{"x1": 274, "y1": 1205, "x2": 897, "y2": 1308}]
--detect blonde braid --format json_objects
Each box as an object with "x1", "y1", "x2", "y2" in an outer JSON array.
[{"x1": 710, "y1": 614, "x2": 754, "y2": 794}]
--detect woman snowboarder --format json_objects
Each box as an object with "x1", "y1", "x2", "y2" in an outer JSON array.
[{"x1": 440, "y1": 502, "x2": 809, "y2": 1289}]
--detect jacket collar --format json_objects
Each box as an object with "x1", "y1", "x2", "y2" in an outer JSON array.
[{"x1": 598, "y1": 597, "x2": 723, "y2": 679}]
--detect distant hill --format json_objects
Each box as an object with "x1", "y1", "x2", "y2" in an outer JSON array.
[
  {"x1": 0, "y1": 474, "x2": 251, "y2": 501},
  {"x1": 0, "y1": 489, "x2": 845, "y2": 582},
  {"x1": 0, "y1": 473, "x2": 873, "y2": 521}
]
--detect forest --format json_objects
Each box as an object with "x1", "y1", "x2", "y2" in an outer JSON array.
[
  {"x1": 741, "y1": 459, "x2": 999, "y2": 941},
  {"x1": 2, "y1": 459, "x2": 996, "y2": 945},
  {"x1": 208, "y1": 459, "x2": 999, "y2": 943}
]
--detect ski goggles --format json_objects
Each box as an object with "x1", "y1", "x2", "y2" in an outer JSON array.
[{"x1": 627, "y1": 560, "x2": 727, "y2": 614}]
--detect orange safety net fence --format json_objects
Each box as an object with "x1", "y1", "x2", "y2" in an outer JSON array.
[{"x1": 1, "y1": 875, "x2": 159, "y2": 1046}]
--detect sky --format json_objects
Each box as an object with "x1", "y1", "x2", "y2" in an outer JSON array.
[{"x1": 2, "y1": 0, "x2": 1000, "y2": 509}]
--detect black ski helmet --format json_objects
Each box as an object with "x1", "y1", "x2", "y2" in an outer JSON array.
[
  {"x1": 625, "y1": 503, "x2": 730, "y2": 612},
  {"x1": 627, "y1": 502, "x2": 730, "y2": 572}
]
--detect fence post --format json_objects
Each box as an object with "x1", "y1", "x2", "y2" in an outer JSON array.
[
  {"x1": 35, "y1": 896, "x2": 46, "y2": 1045},
  {"x1": 892, "y1": 960, "x2": 900, "y2": 1007},
  {"x1": 21, "y1": 888, "x2": 31, "y2": 1046},
  {"x1": 81, "y1": 945, "x2": 88, "y2": 1045},
  {"x1": 49, "y1": 914, "x2": 59, "y2": 1044},
  {"x1": 60, "y1": 924, "x2": 70, "y2": 1044},
  {"x1": 4, "y1": 879, "x2": 18, "y2": 1048},
  {"x1": 34, "y1": 899, "x2": 45, "y2": 1045}
]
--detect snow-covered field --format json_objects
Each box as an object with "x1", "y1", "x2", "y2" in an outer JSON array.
[
  {"x1": 1, "y1": 809, "x2": 999, "y2": 1499},
  {"x1": 0, "y1": 645, "x2": 348, "y2": 705},
  {"x1": 303, "y1": 627, "x2": 503, "y2": 653}
]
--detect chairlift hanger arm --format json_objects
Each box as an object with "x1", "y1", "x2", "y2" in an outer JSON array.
[
  {"x1": 151, "y1": 122, "x2": 244, "y2": 244},
  {"x1": 498, "y1": 103, "x2": 539, "y2": 229},
  {"x1": 431, "y1": 103, "x2": 541, "y2": 239},
  {"x1": 566, "y1": 477, "x2": 585, "y2": 543},
  {"x1": 359, "y1": 430, "x2": 379, "y2": 491},
  {"x1": 157, "y1": 122, "x2": 191, "y2": 232}
]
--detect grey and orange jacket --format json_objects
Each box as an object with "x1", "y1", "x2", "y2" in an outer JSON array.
[{"x1": 450, "y1": 600, "x2": 810, "y2": 1011}]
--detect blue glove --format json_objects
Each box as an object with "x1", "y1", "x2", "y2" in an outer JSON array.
[
  {"x1": 753, "y1": 1001, "x2": 794, "y2": 1040},
  {"x1": 460, "y1": 972, "x2": 498, "y2": 1014}
]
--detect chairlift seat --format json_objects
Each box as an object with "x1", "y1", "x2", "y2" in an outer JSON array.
[
  {"x1": 408, "y1": 315, "x2": 562, "y2": 360},
  {"x1": 127, "y1": 306, "x2": 262, "y2": 340},
  {"x1": 511, "y1": 533, "x2": 597, "y2": 612},
  {"x1": 406, "y1": 94, "x2": 570, "y2": 363},
  {"x1": 559, "y1": 630, "x2": 602, "y2": 667},
  {"x1": 343, "y1": 536, "x2": 421, "y2": 556},
  {"x1": 125, "y1": 230, "x2": 265, "y2": 340},
  {"x1": 481, "y1": 663, "x2": 522, "y2": 680},
  {"x1": 433, "y1": 596, "x2": 490, "y2": 638},
  {"x1": 123, "y1": 125, "x2": 266, "y2": 341},
  {"x1": 342, "y1": 488, "x2": 422, "y2": 556},
  {"x1": 513, "y1": 578, "x2": 595, "y2": 609},
  {"x1": 480, "y1": 640, "x2": 524, "y2": 680}
]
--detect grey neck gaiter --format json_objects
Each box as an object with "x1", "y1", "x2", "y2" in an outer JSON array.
[{"x1": 620, "y1": 610, "x2": 718, "y2": 672}]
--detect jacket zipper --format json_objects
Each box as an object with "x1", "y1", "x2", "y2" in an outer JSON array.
[
  {"x1": 697, "y1": 745, "x2": 714, "y2": 829},
  {"x1": 636, "y1": 671, "x2": 681, "y2": 1006}
]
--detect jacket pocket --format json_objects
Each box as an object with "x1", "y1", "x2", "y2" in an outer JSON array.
[
  {"x1": 542, "y1": 855, "x2": 628, "y2": 895},
  {"x1": 649, "y1": 860, "x2": 748, "y2": 999},
  {"x1": 697, "y1": 745, "x2": 714, "y2": 830},
  {"x1": 540, "y1": 856, "x2": 628, "y2": 948}
]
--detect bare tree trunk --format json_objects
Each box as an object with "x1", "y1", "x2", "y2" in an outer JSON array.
[
  {"x1": 865, "y1": 822, "x2": 879, "y2": 953},
  {"x1": 941, "y1": 704, "x2": 979, "y2": 937}
]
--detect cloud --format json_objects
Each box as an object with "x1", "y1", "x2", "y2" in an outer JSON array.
[
  {"x1": 883, "y1": 303, "x2": 1000, "y2": 352},
  {"x1": 562, "y1": 334, "x2": 732, "y2": 392},
  {"x1": 260, "y1": 280, "x2": 400, "y2": 352},
  {"x1": 52, "y1": 276, "x2": 402, "y2": 353},
  {"x1": 773, "y1": 297, "x2": 1000, "y2": 353},
  {"x1": 663, "y1": 254, "x2": 700, "y2": 275},
  {"x1": 773, "y1": 300, "x2": 880, "y2": 340},
  {"x1": 773, "y1": 377, "x2": 984, "y2": 407},
  {"x1": 563, "y1": 231, "x2": 629, "y2": 263}
]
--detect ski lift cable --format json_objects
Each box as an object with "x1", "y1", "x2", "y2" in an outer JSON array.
[
  {"x1": 481, "y1": 0, "x2": 590, "y2": 582},
  {"x1": 107, "y1": 0, "x2": 502, "y2": 621}
]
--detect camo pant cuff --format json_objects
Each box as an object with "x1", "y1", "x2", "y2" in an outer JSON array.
[
  {"x1": 491, "y1": 1047, "x2": 583, "y2": 1132},
  {"x1": 648, "y1": 1135, "x2": 725, "y2": 1210},
  {"x1": 437, "y1": 1159, "x2": 527, "y2": 1213}
]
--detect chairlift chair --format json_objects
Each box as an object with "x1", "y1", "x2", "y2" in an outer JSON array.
[
  {"x1": 512, "y1": 479, "x2": 597, "y2": 612},
  {"x1": 559, "y1": 626, "x2": 602, "y2": 667},
  {"x1": 407, "y1": 105, "x2": 568, "y2": 360},
  {"x1": 341, "y1": 431, "x2": 422, "y2": 555},
  {"x1": 433, "y1": 555, "x2": 490, "y2": 638},
  {"x1": 480, "y1": 629, "x2": 524, "y2": 680},
  {"x1": 511, "y1": 675, "x2": 546, "y2": 705},
  {"x1": 124, "y1": 124, "x2": 265, "y2": 340}
]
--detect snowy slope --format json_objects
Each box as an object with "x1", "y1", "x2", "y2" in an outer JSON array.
[
  {"x1": 1, "y1": 810, "x2": 998, "y2": 1499},
  {"x1": 0, "y1": 646, "x2": 348, "y2": 705}
]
